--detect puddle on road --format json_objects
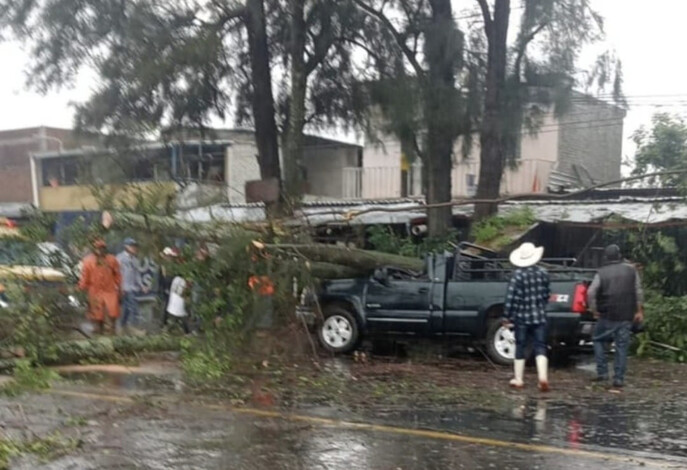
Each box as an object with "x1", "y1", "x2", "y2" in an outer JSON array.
[
  {"x1": 371, "y1": 397, "x2": 687, "y2": 460},
  {"x1": 55, "y1": 363, "x2": 184, "y2": 393},
  {"x1": 48, "y1": 356, "x2": 687, "y2": 463}
]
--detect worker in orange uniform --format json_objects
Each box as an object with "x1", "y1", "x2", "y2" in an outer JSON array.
[{"x1": 79, "y1": 239, "x2": 122, "y2": 335}]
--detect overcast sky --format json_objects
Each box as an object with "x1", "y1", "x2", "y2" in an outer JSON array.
[{"x1": 1, "y1": 0, "x2": 686, "y2": 161}]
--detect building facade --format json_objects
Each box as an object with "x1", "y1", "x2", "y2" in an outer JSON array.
[
  {"x1": 30, "y1": 129, "x2": 362, "y2": 212},
  {"x1": 0, "y1": 127, "x2": 87, "y2": 206},
  {"x1": 356, "y1": 93, "x2": 626, "y2": 199}
]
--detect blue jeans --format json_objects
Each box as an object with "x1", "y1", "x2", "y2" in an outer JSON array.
[
  {"x1": 593, "y1": 319, "x2": 632, "y2": 384},
  {"x1": 515, "y1": 323, "x2": 548, "y2": 359},
  {"x1": 120, "y1": 292, "x2": 139, "y2": 328}
]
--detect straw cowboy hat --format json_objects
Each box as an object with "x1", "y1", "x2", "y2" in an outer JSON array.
[{"x1": 509, "y1": 242, "x2": 544, "y2": 268}]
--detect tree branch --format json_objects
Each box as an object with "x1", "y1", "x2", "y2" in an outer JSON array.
[
  {"x1": 342, "y1": 35, "x2": 383, "y2": 64},
  {"x1": 305, "y1": 33, "x2": 336, "y2": 76},
  {"x1": 214, "y1": 2, "x2": 247, "y2": 26},
  {"x1": 352, "y1": 0, "x2": 425, "y2": 78},
  {"x1": 513, "y1": 22, "x2": 547, "y2": 79},
  {"x1": 475, "y1": 0, "x2": 493, "y2": 39}
]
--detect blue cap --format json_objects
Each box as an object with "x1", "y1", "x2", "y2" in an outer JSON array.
[{"x1": 123, "y1": 237, "x2": 138, "y2": 246}]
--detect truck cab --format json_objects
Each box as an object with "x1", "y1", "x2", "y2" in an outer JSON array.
[{"x1": 316, "y1": 243, "x2": 594, "y2": 365}]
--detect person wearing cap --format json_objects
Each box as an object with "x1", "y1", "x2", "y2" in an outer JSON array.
[
  {"x1": 78, "y1": 239, "x2": 122, "y2": 335},
  {"x1": 504, "y1": 242, "x2": 552, "y2": 392},
  {"x1": 116, "y1": 238, "x2": 146, "y2": 334},
  {"x1": 587, "y1": 244, "x2": 644, "y2": 390}
]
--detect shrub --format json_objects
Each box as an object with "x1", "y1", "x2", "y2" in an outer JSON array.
[{"x1": 635, "y1": 294, "x2": 687, "y2": 362}]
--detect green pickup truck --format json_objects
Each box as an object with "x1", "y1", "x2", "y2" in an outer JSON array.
[{"x1": 314, "y1": 243, "x2": 595, "y2": 365}]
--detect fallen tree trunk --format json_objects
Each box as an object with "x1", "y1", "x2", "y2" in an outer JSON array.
[
  {"x1": 108, "y1": 212, "x2": 425, "y2": 277},
  {"x1": 308, "y1": 262, "x2": 364, "y2": 279},
  {"x1": 265, "y1": 244, "x2": 425, "y2": 273},
  {"x1": 0, "y1": 334, "x2": 182, "y2": 372}
]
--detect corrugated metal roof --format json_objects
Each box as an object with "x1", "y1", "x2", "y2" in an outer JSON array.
[{"x1": 177, "y1": 191, "x2": 687, "y2": 226}]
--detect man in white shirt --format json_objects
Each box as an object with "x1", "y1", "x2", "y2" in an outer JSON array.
[{"x1": 166, "y1": 275, "x2": 190, "y2": 334}]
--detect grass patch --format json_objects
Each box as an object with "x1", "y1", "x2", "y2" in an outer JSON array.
[
  {"x1": 471, "y1": 207, "x2": 536, "y2": 250},
  {"x1": 0, "y1": 432, "x2": 81, "y2": 469},
  {"x1": 1, "y1": 360, "x2": 58, "y2": 397}
]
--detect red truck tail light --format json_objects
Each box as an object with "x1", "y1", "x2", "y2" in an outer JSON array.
[{"x1": 572, "y1": 283, "x2": 588, "y2": 313}]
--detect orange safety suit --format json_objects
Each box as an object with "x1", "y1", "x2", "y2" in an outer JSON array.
[
  {"x1": 248, "y1": 275, "x2": 275, "y2": 296},
  {"x1": 79, "y1": 253, "x2": 122, "y2": 322}
]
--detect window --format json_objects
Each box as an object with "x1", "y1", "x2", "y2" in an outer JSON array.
[
  {"x1": 129, "y1": 155, "x2": 171, "y2": 182},
  {"x1": 42, "y1": 157, "x2": 89, "y2": 187},
  {"x1": 179, "y1": 150, "x2": 225, "y2": 182},
  {"x1": 466, "y1": 174, "x2": 477, "y2": 196}
]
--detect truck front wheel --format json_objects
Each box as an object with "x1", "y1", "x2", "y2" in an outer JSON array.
[
  {"x1": 318, "y1": 305, "x2": 360, "y2": 354},
  {"x1": 485, "y1": 321, "x2": 516, "y2": 366}
]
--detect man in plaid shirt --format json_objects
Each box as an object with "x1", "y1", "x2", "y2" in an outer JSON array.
[{"x1": 504, "y1": 243, "x2": 551, "y2": 391}]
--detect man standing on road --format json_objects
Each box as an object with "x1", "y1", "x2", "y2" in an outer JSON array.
[
  {"x1": 79, "y1": 239, "x2": 121, "y2": 335},
  {"x1": 117, "y1": 238, "x2": 146, "y2": 335},
  {"x1": 504, "y1": 242, "x2": 551, "y2": 392},
  {"x1": 587, "y1": 244, "x2": 644, "y2": 390}
]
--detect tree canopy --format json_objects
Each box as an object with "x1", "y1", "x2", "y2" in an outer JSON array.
[
  {"x1": 632, "y1": 113, "x2": 687, "y2": 186},
  {"x1": 0, "y1": 0, "x2": 367, "y2": 207}
]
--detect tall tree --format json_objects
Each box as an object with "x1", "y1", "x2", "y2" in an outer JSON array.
[
  {"x1": 0, "y1": 0, "x2": 363, "y2": 210},
  {"x1": 275, "y1": 0, "x2": 364, "y2": 202},
  {"x1": 353, "y1": 0, "x2": 466, "y2": 237},
  {"x1": 632, "y1": 113, "x2": 687, "y2": 186},
  {"x1": 245, "y1": 0, "x2": 282, "y2": 189},
  {"x1": 469, "y1": 0, "x2": 623, "y2": 218}
]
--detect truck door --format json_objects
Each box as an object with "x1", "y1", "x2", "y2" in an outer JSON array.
[
  {"x1": 443, "y1": 255, "x2": 486, "y2": 337},
  {"x1": 364, "y1": 268, "x2": 431, "y2": 333}
]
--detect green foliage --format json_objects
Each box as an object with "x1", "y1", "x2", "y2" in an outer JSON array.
[
  {"x1": 470, "y1": 207, "x2": 535, "y2": 249},
  {"x1": 0, "y1": 432, "x2": 80, "y2": 469},
  {"x1": 635, "y1": 295, "x2": 687, "y2": 362},
  {"x1": 366, "y1": 225, "x2": 460, "y2": 258},
  {"x1": 1, "y1": 359, "x2": 58, "y2": 397},
  {"x1": 0, "y1": 285, "x2": 82, "y2": 365},
  {"x1": 19, "y1": 212, "x2": 57, "y2": 243},
  {"x1": 631, "y1": 113, "x2": 687, "y2": 186},
  {"x1": 180, "y1": 338, "x2": 232, "y2": 382},
  {"x1": 603, "y1": 226, "x2": 687, "y2": 297}
]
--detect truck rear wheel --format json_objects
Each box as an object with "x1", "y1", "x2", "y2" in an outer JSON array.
[
  {"x1": 485, "y1": 320, "x2": 516, "y2": 366},
  {"x1": 318, "y1": 305, "x2": 360, "y2": 354}
]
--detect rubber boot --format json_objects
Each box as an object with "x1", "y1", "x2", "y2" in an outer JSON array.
[
  {"x1": 509, "y1": 359, "x2": 525, "y2": 389},
  {"x1": 536, "y1": 355, "x2": 550, "y2": 392}
]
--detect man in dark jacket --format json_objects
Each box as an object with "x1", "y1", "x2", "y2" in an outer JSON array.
[{"x1": 587, "y1": 244, "x2": 644, "y2": 389}]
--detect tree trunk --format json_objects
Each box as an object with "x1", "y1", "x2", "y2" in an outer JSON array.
[
  {"x1": 108, "y1": 212, "x2": 425, "y2": 276},
  {"x1": 263, "y1": 243, "x2": 425, "y2": 272},
  {"x1": 283, "y1": 0, "x2": 308, "y2": 203},
  {"x1": 475, "y1": 0, "x2": 511, "y2": 220},
  {"x1": 424, "y1": 0, "x2": 459, "y2": 237},
  {"x1": 245, "y1": 0, "x2": 283, "y2": 208}
]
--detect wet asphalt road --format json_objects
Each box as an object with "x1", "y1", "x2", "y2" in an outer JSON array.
[
  {"x1": 3, "y1": 391, "x2": 676, "y2": 470},
  {"x1": 1, "y1": 361, "x2": 687, "y2": 469}
]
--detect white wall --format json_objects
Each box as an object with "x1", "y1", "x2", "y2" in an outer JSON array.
[
  {"x1": 226, "y1": 139, "x2": 261, "y2": 203},
  {"x1": 360, "y1": 136, "x2": 403, "y2": 198},
  {"x1": 302, "y1": 145, "x2": 359, "y2": 198},
  {"x1": 451, "y1": 112, "x2": 559, "y2": 197},
  {"x1": 226, "y1": 134, "x2": 362, "y2": 202},
  {"x1": 360, "y1": 111, "x2": 560, "y2": 199}
]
